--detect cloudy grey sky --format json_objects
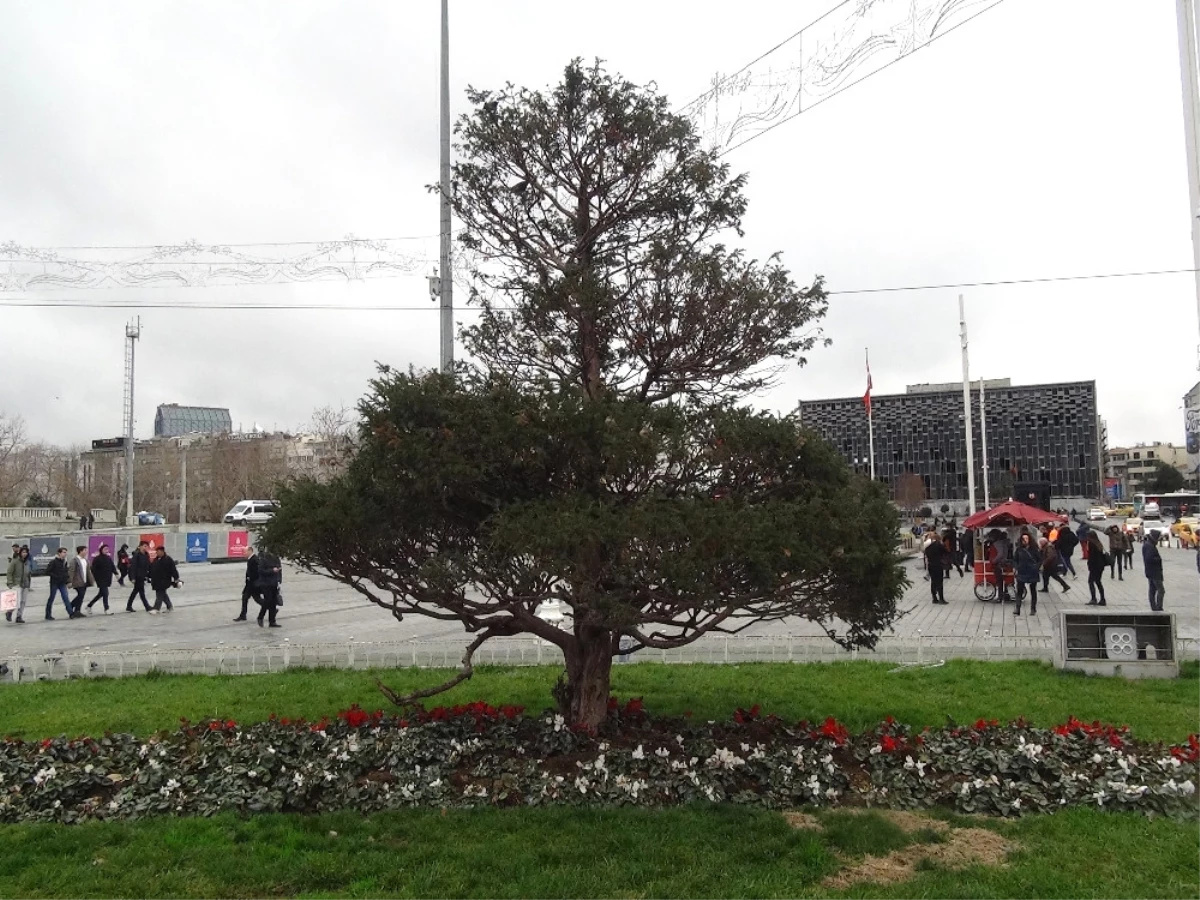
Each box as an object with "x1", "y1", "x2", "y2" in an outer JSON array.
[{"x1": 0, "y1": 0, "x2": 1195, "y2": 449}]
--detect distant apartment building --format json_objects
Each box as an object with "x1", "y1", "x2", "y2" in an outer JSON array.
[
  {"x1": 796, "y1": 378, "x2": 1103, "y2": 503},
  {"x1": 1106, "y1": 442, "x2": 1191, "y2": 497}
]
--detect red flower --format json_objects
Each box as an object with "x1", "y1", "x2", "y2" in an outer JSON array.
[
  {"x1": 819, "y1": 717, "x2": 849, "y2": 746},
  {"x1": 338, "y1": 705, "x2": 370, "y2": 728},
  {"x1": 225, "y1": 720, "x2": 237, "y2": 730},
  {"x1": 880, "y1": 735, "x2": 898, "y2": 753}
]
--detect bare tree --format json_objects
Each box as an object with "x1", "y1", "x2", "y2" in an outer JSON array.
[
  {"x1": 894, "y1": 472, "x2": 926, "y2": 518},
  {"x1": 0, "y1": 414, "x2": 35, "y2": 506}
]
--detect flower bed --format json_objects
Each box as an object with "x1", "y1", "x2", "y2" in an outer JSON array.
[{"x1": 1, "y1": 700, "x2": 1196, "y2": 824}]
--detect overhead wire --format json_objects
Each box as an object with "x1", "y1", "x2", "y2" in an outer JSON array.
[{"x1": 0, "y1": 265, "x2": 1193, "y2": 311}]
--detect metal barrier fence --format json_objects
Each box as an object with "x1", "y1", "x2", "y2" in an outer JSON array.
[{"x1": 3, "y1": 633, "x2": 1198, "y2": 683}]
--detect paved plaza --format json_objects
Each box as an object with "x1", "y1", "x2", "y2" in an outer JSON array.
[{"x1": 2, "y1": 523, "x2": 1196, "y2": 668}]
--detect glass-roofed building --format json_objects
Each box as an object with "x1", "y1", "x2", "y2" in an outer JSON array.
[{"x1": 153, "y1": 404, "x2": 233, "y2": 438}]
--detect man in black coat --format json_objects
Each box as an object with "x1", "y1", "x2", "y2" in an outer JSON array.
[
  {"x1": 86, "y1": 543, "x2": 117, "y2": 615},
  {"x1": 126, "y1": 542, "x2": 152, "y2": 612},
  {"x1": 256, "y1": 547, "x2": 283, "y2": 628},
  {"x1": 1053, "y1": 525, "x2": 1079, "y2": 579},
  {"x1": 149, "y1": 546, "x2": 180, "y2": 613},
  {"x1": 44, "y1": 547, "x2": 73, "y2": 620},
  {"x1": 234, "y1": 547, "x2": 260, "y2": 622}
]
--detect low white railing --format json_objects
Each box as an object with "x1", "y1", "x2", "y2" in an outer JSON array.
[
  {"x1": 2, "y1": 634, "x2": 1196, "y2": 683},
  {"x1": 0, "y1": 507, "x2": 68, "y2": 521}
]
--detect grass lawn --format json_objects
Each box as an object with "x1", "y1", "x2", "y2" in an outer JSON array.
[
  {"x1": 1, "y1": 660, "x2": 1197, "y2": 898},
  {"x1": 3, "y1": 659, "x2": 1198, "y2": 742},
  {"x1": 0, "y1": 805, "x2": 1195, "y2": 899}
]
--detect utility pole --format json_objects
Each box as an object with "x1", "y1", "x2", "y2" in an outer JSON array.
[
  {"x1": 438, "y1": 0, "x2": 454, "y2": 374},
  {"x1": 122, "y1": 318, "x2": 141, "y2": 524},
  {"x1": 1177, "y1": 0, "x2": 1200, "y2": 369},
  {"x1": 959, "y1": 295, "x2": 976, "y2": 515},
  {"x1": 980, "y1": 378, "x2": 990, "y2": 507},
  {"x1": 178, "y1": 442, "x2": 188, "y2": 526}
]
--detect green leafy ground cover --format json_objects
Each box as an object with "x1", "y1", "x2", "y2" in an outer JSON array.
[{"x1": 5, "y1": 659, "x2": 1198, "y2": 741}]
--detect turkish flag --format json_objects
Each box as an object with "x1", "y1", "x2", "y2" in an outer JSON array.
[{"x1": 863, "y1": 362, "x2": 873, "y2": 415}]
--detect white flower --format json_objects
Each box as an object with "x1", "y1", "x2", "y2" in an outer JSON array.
[
  {"x1": 248, "y1": 770, "x2": 257, "y2": 779},
  {"x1": 52, "y1": 799, "x2": 61, "y2": 809},
  {"x1": 324, "y1": 772, "x2": 334, "y2": 782},
  {"x1": 903, "y1": 755, "x2": 915, "y2": 770},
  {"x1": 33, "y1": 766, "x2": 57, "y2": 786},
  {"x1": 706, "y1": 747, "x2": 745, "y2": 770},
  {"x1": 575, "y1": 777, "x2": 589, "y2": 795},
  {"x1": 138, "y1": 745, "x2": 150, "y2": 759},
  {"x1": 1011, "y1": 798, "x2": 1021, "y2": 810},
  {"x1": 1180, "y1": 779, "x2": 1197, "y2": 796},
  {"x1": 292, "y1": 772, "x2": 304, "y2": 788},
  {"x1": 631, "y1": 745, "x2": 645, "y2": 760},
  {"x1": 960, "y1": 782, "x2": 971, "y2": 797},
  {"x1": 1117, "y1": 757, "x2": 1131, "y2": 775},
  {"x1": 825, "y1": 787, "x2": 839, "y2": 800},
  {"x1": 869, "y1": 744, "x2": 882, "y2": 755},
  {"x1": 741, "y1": 743, "x2": 751, "y2": 753},
  {"x1": 973, "y1": 778, "x2": 985, "y2": 789},
  {"x1": 346, "y1": 742, "x2": 359, "y2": 754},
  {"x1": 1093, "y1": 753, "x2": 1104, "y2": 764},
  {"x1": 916, "y1": 761, "x2": 926, "y2": 777},
  {"x1": 108, "y1": 800, "x2": 120, "y2": 810},
  {"x1": 655, "y1": 747, "x2": 670, "y2": 759},
  {"x1": 84, "y1": 764, "x2": 94, "y2": 774},
  {"x1": 159, "y1": 749, "x2": 167, "y2": 758},
  {"x1": 429, "y1": 779, "x2": 442, "y2": 789},
  {"x1": 792, "y1": 747, "x2": 805, "y2": 765},
  {"x1": 553, "y1": 714, "x2": 565, "y2": 733},
  {"x1": 267, "y1": 747, "x2": 276, "y2": 755},
  {"x1": 675, "y1": 735, "x2": 684, "y2": 746},
  {"x1": 704, "y1": 785, "x2": 717, "y2": 802},
  {"x1": 166, "y1": 778, "x2": 180, "y2": 791},
  {"x1": 149, "y1": 759, "x2": 161, "y2": 771}
]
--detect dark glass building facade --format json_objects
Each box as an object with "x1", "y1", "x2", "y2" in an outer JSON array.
[{"x1": 797, "y1": 379, "x2": 1102, "y2": 502}]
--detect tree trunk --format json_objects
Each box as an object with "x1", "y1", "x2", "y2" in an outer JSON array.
[{"x1": 559, "y1": 626, "x2": 615, "y2": 728}]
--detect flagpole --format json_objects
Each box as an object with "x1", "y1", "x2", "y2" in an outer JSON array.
[
  {"x1": 866, "y1": 349, "x2": 876, "y2": 480},
  {"x1": 959, "y1": 295, "x2": 977, "y2": 515},
  {"x1": 980, "y1": 377, "x2": 991, "y2": 506}
]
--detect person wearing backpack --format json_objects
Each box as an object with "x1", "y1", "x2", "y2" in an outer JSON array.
[
  {"x1": 1054, "y1": 525, "x2": 1079, "y2": 578},
  {"x1": 1039, "y1": 538, "x2": 1071, "y2": 594},
  {"x1": 116, "y1": 544, "x2": 131, "y2": 586}
]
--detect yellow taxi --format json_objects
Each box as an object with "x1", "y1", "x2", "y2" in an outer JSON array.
[
  {"x1": 1171, "y1": 518, "x2": 1199, "y2": 547},
  {"x1": 1113, "y1": 503, "x2": 1134, "y2": 517}
]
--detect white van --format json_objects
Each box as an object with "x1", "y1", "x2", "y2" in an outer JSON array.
[{"x1": 223, "y1": 500, "x2": 279, "y2": 525}]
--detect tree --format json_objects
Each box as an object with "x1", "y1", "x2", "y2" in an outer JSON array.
[
  {"x1": 262, "y1": 61, "x2": 905, "y2": 727},
  {"x1": 1147, "y1": 460, "x2": 1185, "y2": 493},
  {"x1": 894, "y1": 472, "x2": 925, "y2": 517}
]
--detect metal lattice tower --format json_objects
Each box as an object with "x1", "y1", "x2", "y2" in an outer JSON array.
[{"x1": 123, "y1": 318, "x2": 141, "y2": 520}]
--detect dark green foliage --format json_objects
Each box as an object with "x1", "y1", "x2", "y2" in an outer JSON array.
[
  {"x1": 262, "y1": 60, "x2": 900, "y2": 724},
  {"x1": 1148, "y1": 461, "x2": 1186, "y2": 494}
]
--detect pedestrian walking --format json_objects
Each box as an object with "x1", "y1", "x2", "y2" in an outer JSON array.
[
  {"x1": 126, "y1": 542, "x2": 152, "y2": 612},
  {"x1": 86, "y1": 512, "x2": 94, "y2": 530},
  {"x1": 149, "y1": 546, "x2": 180, "y2": 613},
  {"x1": 44, "y1": 547, "x2": 73, "y2": 620},
  {"x1": 86, "y1": 544, "x2": 116, "y2": 615},
  {"x1": 4, "y1": 544, "x2": 19, "y2": 623},
  {"x1": 1013, "y1": 533, "x2": 1041, "y2": 616},
  {"x1": 5, "y1": 546, "x2": 32, "y2": 624},
  {"x1": 988, "y1": 532, "x2": 1012, "y2": 602},
  {"x1": 256, "y1": 546, "x2": 283, "y2": 627},
  {"x1": 116, "y1": 544, "x2": 130, "y2": 586},
  {"x1": 1054, "y1": 524, "x2": 1079, "y2": 578},
  {"x1": 1085, "y1": 532, "x2": 1108, "y2": 606},
  {"x1": 1039, "y1": 538, "x2": 1071, "y2": 594},
  {"x1": 78, "y1": 515, "x2": 87, "y2": 531},
  {"x1": 959, "y1": 527, "x2": 975, "y2": 568},
  {"x1": 942, "y1": 528, "x2": 963, "y2": 577},
  {"x1": 923, "y1": 533, "x2": 947, "y2": 604},
  {"x1": 68, "y1": 545, "x2": 94, "y2": 616},
  {"x1": 1106, "y1": 526, "x2": 1126, "y2": 581},
  {"x1": 1143, "y1": 532, "x2": 1165, "y2": 612},
  {"x1": 1123, "y1": 528, "x2": 1135, "y2": 569},
  {"x1": 233, "y1": 546, "x2": 260, "y2": 622}
]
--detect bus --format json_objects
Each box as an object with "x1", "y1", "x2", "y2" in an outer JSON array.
[{"x1": 1132, "y1": 491, "x2": 1199, "y2": 518}]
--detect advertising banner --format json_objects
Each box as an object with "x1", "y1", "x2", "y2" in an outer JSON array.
[
  {"x1": 30, "y1": 537, "x2": 60, "y2": 575},
  {"x1": 1186, "y1": 404, "x2": 1200, "y2": 473},
  {"x1": 1104, "y1": 478, "x2": 1120, "y2": 501},
  {"x1": 87, "y1": 533, "x2": 116, "y2": 561},
  {"x1": 227, "y1": 530, "x2": 249, "y2": 559},
  {"x1": 140, "y1": 532, "x2": 165, "y2": 553},
  {"x1": 185, "y1": 533, "x2": 209, "y2": 563}
]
